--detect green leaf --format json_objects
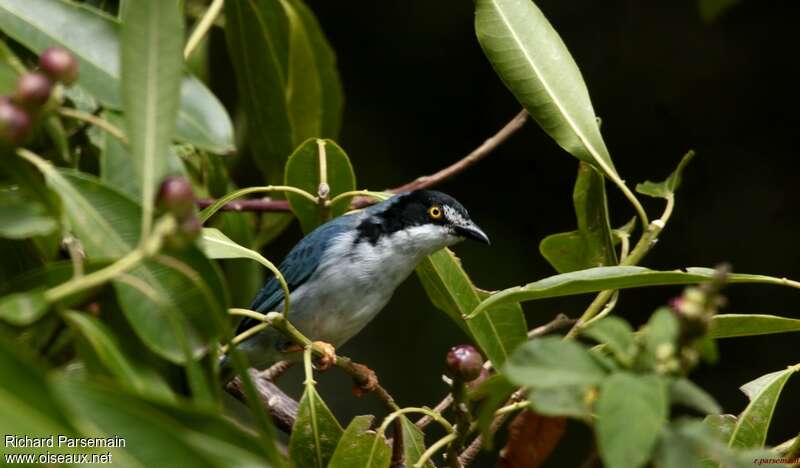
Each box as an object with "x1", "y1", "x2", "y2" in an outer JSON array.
[
  {"x1": 0, "y1": 0, "x2": 234, "y2": 153},
  {"x1": 62, "y1": 310, "x2": 168, "y2": 399},
  {"x1": 113, "y1": 249, "x2": 228, "y2": 365},
  {"x1": 703, "y1": 414, "x2": 738, "y2": 444},
  {"x1": 669, "y1": 378, "x2": 721, "y2": 415},
  {"x1": 19, "y1": 161, "x2": 228, "y2": 364},
  {"x1": 540, "y1": 163, "x2": 617, "y2": 273},
  {"x1": 636, "y1": 150, "x2": 696, "y2": 199},
  {"x1": 224, "y1": 0, "x2": 342, "y2": 182},
  {"x1": 528, "y1": 386, "x2": 593, "y2": 419},
  {"x1": 121, "y1": 0, "x2": 183, "y2": 235},
  {"x1": 0, "y1": 288, "x2": 47, "y2": 326},
  {"x1": 289, "y1": 384, "x2": 344, "y2": 468},
  {"x1": 285, "y1": 139, "x2": 356, "y2": 233},
  {"x1": 727, "y1": 366, "x2": 799, "y2": 449},
  {"x1": 211, "y1": 213, "x2": 264, "y2": 306},
  {"x1": 582, "y1": 316, "x2": 636, "y2": 367},
  {"x1": 469, "y1": 266, "x2": 798, "y2": 320},
  {"x1": 596, "y1": 373, "x2": 667, "y2": 468},
  {"x1": 53, "y1": 377, "x2": 268, "y2": 467},
  {"x1": 280, "y1": 0, "x2": 343, "y2": 141},
  {"x1": 0, "y1": 338, "x2": 78, "y2": 456},
  {"x1": 328, "y1": 415, "x2": 391, "y2": 468},
  {"x1": 472, "y1": 374, "x2": 516, "y2": 449},
  {"x1": 416, "y1": 248, "x2": 527, "y2": 366},
  {"x1": 201, "y1": 227, "x2": 274, "y2": 269},
  {"x1": 89, "y1": 112, "x2": 140, "y2": 199},
  {"x1": 639, "y1": 308, "x2": 680, "y2": 371},
  {"x1": 504, "y1": 336, "x2": 608, "y2": 389},
  {"x1": 0, "y1": 189, "x2": 57, "y2": 239},
  {"x1": 710, "y1": 314, "x2": 800, "y2": 338},
  {"x1": 399, "y1": 416, "x2": 434, "y2": 468},
  {"x1": 474, "y1": 0, "x2": 618, "y2": 181}
]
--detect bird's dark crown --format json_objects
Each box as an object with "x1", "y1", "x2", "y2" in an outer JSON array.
[{"x1": 355, "y1": 190, "x2": 470, "y2": 244}]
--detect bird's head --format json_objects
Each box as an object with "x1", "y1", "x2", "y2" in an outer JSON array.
[{"x1": 357, "y1": 190, "x2": 490, "y2": 254}]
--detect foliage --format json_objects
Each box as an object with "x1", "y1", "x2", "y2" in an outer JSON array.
[{"x1": 0, "y1": 0, "x2": 797, "y2": 467}]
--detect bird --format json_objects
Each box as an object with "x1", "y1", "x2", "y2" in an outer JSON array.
[{"x1": 221, "y1": 190, "x2": 489, "y2": 381}]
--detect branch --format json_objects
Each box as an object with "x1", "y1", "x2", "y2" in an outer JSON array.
[
  {"x1": 458, "y1": 389, "x2": 526, "y2": 467},
  {"x1": 195, "y1": 109, "x2": 528, "y2": 213},
  {"x1": 226, "y1": 369, "x2": 298, "y2": 434}
]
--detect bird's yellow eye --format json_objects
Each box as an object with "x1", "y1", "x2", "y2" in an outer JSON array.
[{"x1": 428, "y1": 205, "x2": 443, "y2": 220}]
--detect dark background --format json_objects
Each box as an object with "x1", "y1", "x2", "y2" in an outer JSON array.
[{"x1": 212, "y1": 1, "x2": 800, "y2": 465}]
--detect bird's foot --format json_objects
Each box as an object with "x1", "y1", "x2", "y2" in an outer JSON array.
[
  {"x1": 350, "y1": 363, "x2": 378, "y2": 398},
  {"x1": 312, "y1": 341, "x2": 337, "y2": 371}
]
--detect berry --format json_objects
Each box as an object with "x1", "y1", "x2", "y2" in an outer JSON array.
[
  {"x1": 39, "y1": 47, "x2": 79, "y2": 85},
  {"x1": 157, "y1": 176, "x2": 195, "y2": 219},
  {"x1": 164, "y1": 216, "x2": 202, "y2": 250},
  {"x1": 446, "y1": 344, "x2": 484, "y2": 382},
  {"x1": 14, "y1": 72, "x2": 52, "y2": 108},
  {"x1": 0, "y1": 97, "x2": 32, "y2": 144}
]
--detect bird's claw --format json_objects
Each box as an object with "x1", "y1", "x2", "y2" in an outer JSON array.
[{"x1": 312, "y1": 341, "x2": 336, "y2": 371}]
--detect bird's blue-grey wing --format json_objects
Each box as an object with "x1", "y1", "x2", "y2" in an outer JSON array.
[{"x1": 235, "y1": 215, "x2": 357, "y2": 334}]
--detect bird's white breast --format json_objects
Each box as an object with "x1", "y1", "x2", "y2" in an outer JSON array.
[{"x1": 285, "y1": 223, "x2": 456, "y2": 347}]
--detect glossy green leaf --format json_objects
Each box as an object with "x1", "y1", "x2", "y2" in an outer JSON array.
[
  {"x1": 596, "y1": 373, "x2": 667, "y2": 468},
  {"x1": 540, "y1": 163, "x2": 617, "y2": 273},
  {"x1": 470, "y1": 266, "x2": 799, "y2": 320},
  {"x1": 89, "y1": 112, "x2": 139, "y2": 199},
  {"x1": 113, "y1": 249, "x2": 228, "y2": 365},
  {"x1": 207, "y1": 213, "x2": 263, "y2": 306},
  {"x1": 224, "y1": 0, "x2": 343, "y2": 181},
  {"x1": 671, "y1": 419, "x2": 765, "y2": 468},
  {"x1": 669, "y1": 378, "x2": 721, "y2": 415},
  {"x1": 62, "y1": 311, "x2": 157, "y2": 397},
  {"x1": 201, "y1": 227, "x2": 273, "y2": 268},
  {"x1": 284, "y1": 139, "x2": 356, "y2": 233},
  {"x1": 636, "y1": 150, "x2": 695, "y2": 199},
  {"x1": 53, "y1": 378, "x2": 267, "y2": 467},
  {"x1": 528, "y1": 386, "x2": 593, "y2": 419},
  {"x1": 121, "y1": 0, "x2": 183, "y2": 235},
  {"x1": 328, "y1": 415, "x2": 391, "y2": 468},
  {"x1": 0, "y1": 288, "x2": 47, "y2": 326},
  {"x1": 416, "y1": 248, "x2": 527, "y2": 366},
  {"x1": 727, "y1": 366, "x2": 799, "y2": 449},
  {"x1": 19, "y1": 160, "x2": 227, "y2": 363},
  {"x1": 399, "y1": 415, "x2": 434, "y2": 468},
  {"x1": 475, "y1": 0, "x2": 617, "y2": 180},
  {"x1": 710, "y1": 314, "x2": 800, "y2": 338},
  {"x1": 703, "y1": 414, "x2": 738, "y2": 444},
  {"x1": 0, "y1": 0, "x2": 234, "y2": 153},
  {"x1": 0, "y1": 338, "x2": 78, "y2": 456},
  {"x1": 0, "y1": 189, "x2": 57, "y2": 239},
  {"x1": 504, "y1": 336, "x2": 608, "y2": 388},
  {"x1": 289, "y1": 384, "x2": 344, "y2": 468},
  {"x1": 582, "y1": 316, "x2": 636, "y2": 367}
]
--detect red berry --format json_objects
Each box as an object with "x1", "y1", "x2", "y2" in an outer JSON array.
[
  {"x1": 446, "y1": 344, "x2": 484, "y2": 382},
  {"x1": 158, "y1": 176, "x2": 195, "y2": 219},
  {"x1": 0, "y1": 97, "x2": 32, "y2": 144},
  {"x1": 14, "y1": 72, "x2": 52, "y2": 108},
  {"x1": 39, "y1": 47, "x2": 79, "y2": 85}
]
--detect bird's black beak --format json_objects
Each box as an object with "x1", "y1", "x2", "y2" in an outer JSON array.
[{"x1": 456, "y1": 221, "x2": 490, "y2": 245}]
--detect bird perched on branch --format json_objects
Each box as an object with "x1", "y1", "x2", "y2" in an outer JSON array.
[{"x1": 221, "y1": 190, "x2": 489, "y2": 382}]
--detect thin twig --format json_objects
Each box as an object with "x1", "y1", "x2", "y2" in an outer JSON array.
[
  {"x1": 416, "y1": 394, "x2": 454, "y2": 429},
  {"x1": 196, "y1": 198, "x2": 290, "y2": 212},
  {"x1": 184, "y1": 0, "x2": 225, "y2": 59},
  {"x1": 195, "y1": 109, "x2": 529, "y2": 212},
  {"x1": 527, "y1": 313, "x2": 576, "y2": 339},
  {"x1": 57, "y1": 107, "x2": 128, "y2": 143},
  {"x1": 260, "y1": 360, "x2": 294, "y2": 381}
]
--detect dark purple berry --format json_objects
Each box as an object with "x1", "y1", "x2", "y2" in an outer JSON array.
[
  {"x1": 158, "y1": 176, "x2": 195, "y2": 219},
  {"x1": 39, "y1": 47, "x2": 79, "y2": 85},
  {"x1": 446, "y1": 344, "x2": 484, "y2": 382},
  {"x1": 14, "y1": 72, "x2": 52, "y2": 108},
  {"x1": 0, "y1": 97, "x2": 32, "y2": 144}
]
